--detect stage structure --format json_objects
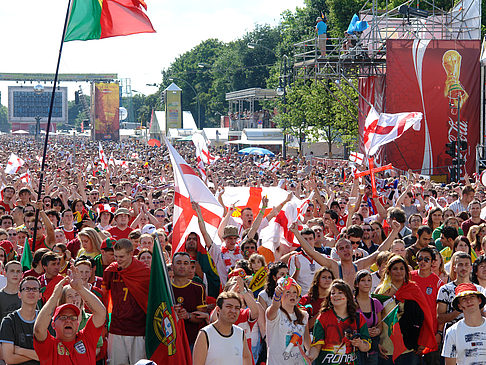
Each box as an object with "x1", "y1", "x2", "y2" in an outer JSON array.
[{"x1": 293, "y1": 0, "x2": 481, "y2": 180}]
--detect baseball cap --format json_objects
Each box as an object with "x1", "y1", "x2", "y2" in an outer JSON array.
[
  {"x1": 53, "y1": 304, "x2": 80, "y2": 321},
  {"x1": 101, "y1": 238, "x2": 117, "y2": 250}
]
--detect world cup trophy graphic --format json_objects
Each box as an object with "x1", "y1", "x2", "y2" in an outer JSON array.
[{"x1": 442, "y1": 50, "x2": 469, "y2": 115}]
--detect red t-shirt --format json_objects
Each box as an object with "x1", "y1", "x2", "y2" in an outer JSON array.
[
  {"x1": 62, "y1": 226, "x2": 77, "y2": 242},
  {"x1": 22, "y1": 268, "x2": 43, "y2": 278},
  {"x1": 107, "y1": 226, "x2": 133, "y2": 240},
  {"x1": 34, "y1": 315, "x2": 103, "y2": 365},
  {"x1": 172, "y1": 280, "x2": 206, "y2": 345},
  {"x1": 299, "y1": 294, "x2": 325, "y2": 317},
  {"x1": 102, "y1": 269, "x2": 145, "y2": 336},
  {"x1": 0, "y1": 201, "x2": 14, "y2": 214},
  {"x1": 28, "y1": 235, "x2": 53, "y2": 252},
  {"x1": 410, "y1": 270, "x2": 443, "y2": 330}
]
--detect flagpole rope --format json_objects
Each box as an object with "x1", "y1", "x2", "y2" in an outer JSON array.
[{"x1": 32, "y1": 0, "x2": 73, "y2": 250}]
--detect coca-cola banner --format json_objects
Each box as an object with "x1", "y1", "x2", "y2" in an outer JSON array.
[{"x1": 385, "y1": 39, "x2": 480, "y2": 176}]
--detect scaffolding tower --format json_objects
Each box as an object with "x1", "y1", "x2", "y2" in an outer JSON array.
[{"x1": 293, "y1": 0, "x2": 481, "y2": 82}]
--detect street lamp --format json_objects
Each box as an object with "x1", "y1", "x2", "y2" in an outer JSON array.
[
  {"x1": 33, "y1": 84, "x2": 44, "y2": 141},
  {"x1": 169, "y1": 77, "x2": 200, "y2": 129},
  {"x1": 247, "y1": 43, "x2": 289, "y2": 159}
]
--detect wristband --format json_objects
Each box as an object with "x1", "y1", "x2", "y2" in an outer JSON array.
[
  {"x1": 295, "y1": 267, "x2": 300, "y2": 271},
  {"x1": 273, "y1": 294, "x2": 282, "y2": 302}
]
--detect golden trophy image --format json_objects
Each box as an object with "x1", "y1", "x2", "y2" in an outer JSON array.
[{"x1": 442, "y1": 50, "x2": 469, "y2": 114}]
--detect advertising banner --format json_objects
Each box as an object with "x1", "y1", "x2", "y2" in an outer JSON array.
[
  {"x1": 93, "y1": 82, "x2": 120, "y2": 141},
  {"x1": 165, "y1": 89, "x2": 182, "y2": 130},
  {"x1": 385, "y1": 39, "x2": 480, "y2": 176}
]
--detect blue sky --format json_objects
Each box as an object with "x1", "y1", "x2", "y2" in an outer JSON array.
[{"x1": 0, "y1": 0, "x2": 303, "y2": 103}]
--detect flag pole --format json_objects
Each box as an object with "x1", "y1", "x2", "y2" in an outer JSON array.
[
  {"x1": 32, "y1": 0, "x2": 73, "y2": 250},
  {"x1": 154, "y1": 232, "x2": 176, "y2": 305}
]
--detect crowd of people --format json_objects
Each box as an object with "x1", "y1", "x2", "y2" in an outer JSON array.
[{"x1": 0, "y1": 134, "x2": 483, "y2": 364}]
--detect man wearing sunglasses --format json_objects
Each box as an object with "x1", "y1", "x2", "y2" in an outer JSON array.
[{"x1": 410, "y1": 247, "x2": 444, "y2": 364}]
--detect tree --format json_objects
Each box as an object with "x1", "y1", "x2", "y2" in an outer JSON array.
[{"x1": 0, "y1": 105, "x2": 9, "y2": 133}]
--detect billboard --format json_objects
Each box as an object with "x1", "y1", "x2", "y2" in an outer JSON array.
[
  {"x1": 8, "y1": 86, "x2": 67, "y2": 132},
  {"x1": 92, "y1": 82, "x2": 120, "y2": 141},
  {"x1": 384, "y1": 39, "x2": 480, "y2": 176},
  {"x1": 165, "y1": 83, "x2": 182, "y2": 130}
]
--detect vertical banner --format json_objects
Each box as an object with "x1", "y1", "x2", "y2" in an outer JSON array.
[
  {"x1": 385, "y1": 39, "x2": 480, "y2": 177},
  {"x1": 93, "y1": 82, "x2": 120, "y2": 141},
  {"x1": 165, "y1": 85, "x2": 182, "y2": 130}
]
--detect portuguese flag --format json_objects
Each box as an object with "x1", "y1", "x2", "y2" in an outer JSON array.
[
  {"x1": 64, "y1": 0, "x2": 155, "y2": 42},
  {"x1": 145, "y1": 240, "x2": 192, "y2": 364}
]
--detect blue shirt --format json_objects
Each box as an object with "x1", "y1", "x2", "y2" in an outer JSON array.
[{"x1": 316, "y1": 21, "x2": 327, "y2": 35}]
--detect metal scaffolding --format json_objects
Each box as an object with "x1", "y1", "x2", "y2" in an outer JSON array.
[{"x1": 293, "y1": 0, "x2": 481, "y2": 82}]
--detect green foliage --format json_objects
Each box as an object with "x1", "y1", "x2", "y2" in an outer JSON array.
[{"x1": 0, "y1": 105, "x2": 9, "y2": 133}]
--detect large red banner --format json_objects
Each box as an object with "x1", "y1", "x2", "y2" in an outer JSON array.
[{"x1": 385, "y1": 39, "x2": 480, "y2": 176}]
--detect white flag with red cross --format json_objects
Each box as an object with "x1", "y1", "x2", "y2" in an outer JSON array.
[
  {"x1": 98, "y1": 142, "x2": 108, "y2": 171},
  {"x1": 192, "y1": 134, "x2": 218, "y2": 166},
  {"x1": 19, "y1": 170, "x2": 31, "y2": 184},
  {"x1": 363, "y1": 106, "x2": 422, "y2": 156},
  {"x1": 349, "y1": 151, "x2": 364, "y2": 165},
  {"x1": 221, "y1": 186, "x2": 289, "y2": 221},
  {"x1": 166, "y1": 138, "x2": 224, "y2": 254},
  {"x1": 5, "y1": 153, "x2": 25, "y2": 175},
  {"x1": 260, "y1": 193, "x2": 313, "y2": 256}
]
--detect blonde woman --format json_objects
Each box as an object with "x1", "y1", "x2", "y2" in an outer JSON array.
[{"x1": 76, "y1": 228, "x2": 103, "y2": 258}]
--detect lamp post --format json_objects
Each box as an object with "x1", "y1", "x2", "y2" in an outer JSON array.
[
  {"x1": 169, "y1": 77, "x2": 200, "y2": 129},
  {"x1": 276, "y1": 56, "x2": 289, "y2": 160},
  {"x1": 247, "y1": 43, "x2": 289, "y2": 159},
  {"x1": 33, "y1": 84, "x2": 44, "y2": 141}
]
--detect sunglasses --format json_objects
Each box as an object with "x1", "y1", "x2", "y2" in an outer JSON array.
[{"x1": 417, "y1": 256, "x2": 430, "y2": 263}]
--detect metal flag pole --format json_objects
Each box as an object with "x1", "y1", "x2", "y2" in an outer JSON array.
[{"x1": 32, "y1": 0, "x2": 73, "y2": 250}]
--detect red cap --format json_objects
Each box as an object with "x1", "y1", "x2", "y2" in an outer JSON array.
[
  {"x1": 0, "y1": 240, "x2": 13, "y2": 254},
  {"x1": 53, "y1": 304, "x2": 80, "y2": 321}
]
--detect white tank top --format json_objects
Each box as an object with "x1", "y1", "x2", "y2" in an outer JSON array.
[{"x1": 203, "y1": 323, "x2": 244, "y2": 365}]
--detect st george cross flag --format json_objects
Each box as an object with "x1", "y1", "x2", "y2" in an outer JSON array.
[
  {"x1": 19, "y1": 170, "x2": 31, "y2": 185},
  {"x1": 98, "y1": 142, "x2": 108, "y2": 170},
  {"x1": 363, "y1": 106, "x2": 422, "y2": 156},
  {"x1": 221, "y1": 186, "x2": 289, "y2": 219},
  {"x1": 192, "y1": 134, "x2": 217, "y2": 165},
  {"x1": 165, "y1": 138, "x2": 224, "y2": 254},
  {"x1": 349, "y1": 151, "x2": 364, "y2": 165},
  {"x1": 5, "y1": 154, "x2": 25, "y2": 175}
]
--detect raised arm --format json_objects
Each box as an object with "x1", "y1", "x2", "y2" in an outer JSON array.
[
  {"x1": 265, "y1": 193, "x2": 292, "y2": 222},
  {"x1": 34, "y1": 277, "x2": 69, "y2": 342},
  {"x1": 290, "y1": 224, "x2": 339, "y2": 277},
  {"x1": 192, "y1": 201, "x2": 213, "y2": 250},
  {"x1": 70, "y1": 266, "x2": 106, "y2": 328}
]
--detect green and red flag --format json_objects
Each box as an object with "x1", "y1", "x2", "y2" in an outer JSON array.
[
  {"x1": 20, "y1": 237, "x2": 33, "y2": 272},
  {"x1": 64, "y1": 0, "x2": 155, "y2": 42},
  {"x1": 145, "y1": 239, "x2": 192, "y2": 364}
]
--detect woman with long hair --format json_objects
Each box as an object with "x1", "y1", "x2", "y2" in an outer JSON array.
[
  {"x1": 472, "y1": 255, "x2": 486, "y2": 288},
  {"x1": 308, "y1": 279, "x2": 370, "y2": 364},
  {"x1": 299, "y1": 267, "x2": 334, "y2": 329},
  {"x1": 257, "y1": 262, "x2": 288, "y2": 311},
  {"x1": 370, "y1": 221, "x2": 386, "y2": 246},
  {"x1": 355, "y1": 270, "x2": 383, "y2": 365},
  {"x1": 76, "y1": 227, "x2": 102, "y2": 259},
  {"x1": 266, "y1": 277, "x2": 310, "y2": 364},
  {"x1": 467, "y1": 225, "x2": 481, "y2": 254},
  {"x1": 376, "y1": 256, "x2": 436, "y2": 365},
  {"x1": 426, "y1": 207, "x2": 443, "y2": 231},
  {"x1": 444, "y1": 236, "x2": 475, "y2": 274},
  {"x1": 431, "y1": 248, "x2": 449, "y2": 284}
]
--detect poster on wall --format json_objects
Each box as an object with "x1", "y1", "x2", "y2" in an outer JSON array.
[{"x1": 385, "y1": 39, "x2": 480, "y2": 176}]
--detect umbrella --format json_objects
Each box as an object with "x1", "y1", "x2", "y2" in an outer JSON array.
[
  {"x1": 147, "y1": 138, "x2": 161, "y2": 147},
  {"x1": 238, "y1": 147, "x2": 275, "y2": 156},
  {"x1": 12, "y1": 130, "x2": 29, "y2": 135}
]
